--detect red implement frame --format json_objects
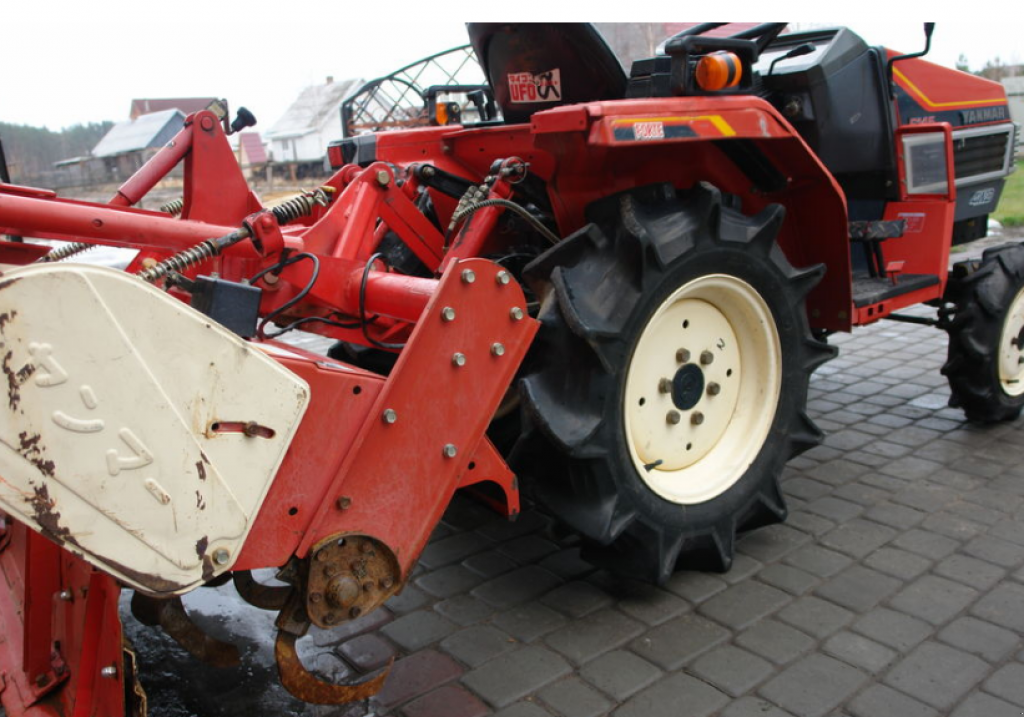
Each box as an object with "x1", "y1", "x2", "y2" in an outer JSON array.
[
  {"x1": 0, "y1": 80, "x2": 957, "y2": 715},
  {"x1": 0, "y1": 109, "x2": 537, "y2": 717}
]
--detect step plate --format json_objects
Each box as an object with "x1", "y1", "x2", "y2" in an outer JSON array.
[{"x1": 0, "y1": 264, "x2": 309, "y2": 595}]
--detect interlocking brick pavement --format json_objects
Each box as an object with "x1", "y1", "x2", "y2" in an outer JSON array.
[{"x1": 128, "y1": 292, "x2": 1024, "y2": 717}]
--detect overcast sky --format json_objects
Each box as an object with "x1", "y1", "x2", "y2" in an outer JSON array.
[{"x1": 1, "y1": 2, "x2": 1020, "y2": 132}]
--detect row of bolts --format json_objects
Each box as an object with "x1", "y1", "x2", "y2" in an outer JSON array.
[
  {"x1": 377, "y1": 266, "x2": 521, "y2": 461},
  {"x1": 665, "y1": 349, "x2": 721, "y2": 427}
]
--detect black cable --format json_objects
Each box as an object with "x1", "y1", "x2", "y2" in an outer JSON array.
[
  {"x1": 359, "y1": 252, "x2": 406, "y2": 350},
  {"x1": 450, "y1": 198, "x2": 561, "y2": 245},
  {"x1": 262, "y1": 312, "x2": 363, "y2": 338},
  {"x1": 249, "y1": 252, "x2": 321, "y2": 340}
]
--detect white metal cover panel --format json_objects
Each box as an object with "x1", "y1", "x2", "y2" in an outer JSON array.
[{"x1": 0, "y1": 264, "x2": 309, "y2": 595}]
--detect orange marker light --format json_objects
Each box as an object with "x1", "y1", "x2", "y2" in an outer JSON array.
[
  {"x1": 695, "y1": 51, "x2": 743, "y2": 91},
  {"x1": 436, "y1": 102, "x2": 449, "y2": 126}
]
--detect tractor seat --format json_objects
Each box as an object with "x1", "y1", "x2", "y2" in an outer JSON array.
[{"x1": 467, "y1": 23, "x2": 628, "y2": 124}]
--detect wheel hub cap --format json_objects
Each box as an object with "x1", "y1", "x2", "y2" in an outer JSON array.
[{"x1": 671, "y1": 364, "x2": 705, "y2": 410}]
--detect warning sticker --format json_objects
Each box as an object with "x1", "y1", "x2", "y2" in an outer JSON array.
[
  {"x1": 508, "y1": 69, "x2": 562, "y2": 104},
  {"x1": 632, "y1": 122, "x2": 665, "y2": 140},
  {"x1": 897, "y1": 212, "x2": 926, "y2": 233}
]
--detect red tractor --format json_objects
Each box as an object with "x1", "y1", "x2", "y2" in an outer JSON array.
[{"x1": 0, "y1": 22, "x2": 1019, "y2": 716}]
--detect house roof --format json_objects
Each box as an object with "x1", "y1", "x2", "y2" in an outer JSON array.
[
  {"x1": 238, "y1": 132, "x2": 267, "y2": 164},
  {"x1": 92, "y1": 109, "x2": 184, "y2": 157},
  {"x1": 130, "y1": 97, "x2": 217, "y2": 119},
  {"x1": 1004, "y1": 76, "x2": 1024, "y2": 94},
  {"x1": 265, "y1": 77, "x2": 362, "y2": 140}
]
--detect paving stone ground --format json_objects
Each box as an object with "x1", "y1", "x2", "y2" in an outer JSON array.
[
  {"x1": 122, "y1": 229, "x2": 1024, "y2": 717},
  {"x1": 282, "y1": 308, "x2": 1024, "y2": 717}
]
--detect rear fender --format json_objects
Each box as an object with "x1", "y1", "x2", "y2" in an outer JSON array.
[{"x1": 532, "y1": 97, "x2": 852, "y2": 332}]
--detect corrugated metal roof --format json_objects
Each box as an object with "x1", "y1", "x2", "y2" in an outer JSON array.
[
  {"x1": 92, "y1": 109, "x2": 184, "y2": 158},
  {"x1": 238, "y1": 132, "x2": 267, "y2": 164},
  {"x1": 265, "y1": 78, "x2": 362, "y2": 139}
]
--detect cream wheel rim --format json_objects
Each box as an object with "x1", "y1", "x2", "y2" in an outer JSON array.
[
  {"x1": 999, "y1": 286, "x2": 1024, "y2": 397},
  {"x1": 623, "y1": 274, "x2": 782, "y2": 505}
]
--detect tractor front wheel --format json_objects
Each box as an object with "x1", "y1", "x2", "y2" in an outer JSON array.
[
  {"x1": 512, "y1": 183, "x2": 834, "y2": 584},
  {"x1": 943, "y1": 243, "x2": 1024, "y2": 422}
]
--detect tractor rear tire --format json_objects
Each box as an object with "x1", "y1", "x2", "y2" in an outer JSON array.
[
  {"x1": 511, "y1": 183, "x2": 835, "y2": 584},
  {"x1": 943, "y1": 243, "x2": 1024, "y2": 423}
]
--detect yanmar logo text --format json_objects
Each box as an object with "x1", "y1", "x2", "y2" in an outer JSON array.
[
  {"x1": 961, "y1": 106, "x2": 1008, "y2": 124},
  {"x1": 508, "y1": 69, "x2": 562, "y2": 103}
]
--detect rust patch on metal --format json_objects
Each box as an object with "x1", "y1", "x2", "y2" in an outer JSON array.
[
  {"x1": 305, "y1": 534, "x2": 401, "y2": 629},
  {"x1": 98, "y1": 555, "x2": 183, "y2": 595},
  {"x1": 0, "y1": 310, "x2": 15, "y2": 331},
  {"x1": 201, "y1": 554, "x2": 215, "y2": 583},
  {"x1": 16, "y1": 362, "x2": 35, "y2": 382},
  {"x1": 18, "y1": 431, "x2": 55, "y2": 477},
  {"x1": 4, "y1": 350, "x2": 20, "y2": 410},
  {"x1": 196, "y1": 460, "x2": 207, "y2": 481},
  {"x1": 195, "y1": 536, "x2": 209, "y2": 561},
  {"x1": 195, "y1": 491, "x2": 206, "y2": 510},
  {"x1": 200, "y1": 451, "x2": 210, "y2": 465},
  {"x1": 275, "y1": 630, "x2": 391, "y2": 704},
  {"x1": 31, "y1": 484, "x2": 73, "y2": 545}
]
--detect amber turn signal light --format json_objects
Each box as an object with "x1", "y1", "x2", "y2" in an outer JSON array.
[{"x1": 695, "y1": 51, "x2": 743, "y2": 91}]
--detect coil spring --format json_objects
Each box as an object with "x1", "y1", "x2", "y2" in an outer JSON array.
[
  {"x1": 35, "y1": 242, "x2": 92, "y2": 263},
  {"x1": 271, "y1": 188, "x2": 331, "y2": 225},
  {"x1": 137, "y1": 239, "x2": 219, "y2": 283},
  {"x1": 160, "y1": 198, "x2": 184, "y2": 216},
  {"x1": 448, "y1": 185, "x2": 489, "y2": 232}
]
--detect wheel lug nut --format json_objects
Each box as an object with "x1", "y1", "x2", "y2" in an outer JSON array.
[
  {"x1": 700, "y1": 351, "x2": 714, "y2": 366},
  {"x1": 666, "y1": 410, "x2": 681, "y2": 425},
  {"x1": 691, "y1": 412, "x2": 705, "y2": 426},
  {"x1": 658, "y1": 378, "x2": 672, "y2": 393},
  {"x1": 676, "y1": 348, "x2": 691, "y2": 364},
  {"x1": 707, "y1": 382, "x2": 721, "y2": 396}
]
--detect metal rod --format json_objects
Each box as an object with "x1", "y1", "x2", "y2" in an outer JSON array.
[
  {"x1": 0, "y1": 191, "x2": 253, "y2": 256},
  {"x1": 109, "y1": 125, "x2": 193, "y2": 207},
  {"x1": 883, "y1": 313, "x2": 939, "y2": 327},
  {"x1": 669, "y1": 23, "x2": 728, "y2": 41}
]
